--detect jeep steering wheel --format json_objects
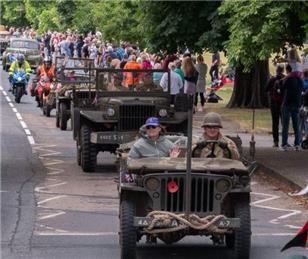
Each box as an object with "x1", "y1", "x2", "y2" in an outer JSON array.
[{"x1": 192, "y1": 140, "x2": 232, "y2": 159}]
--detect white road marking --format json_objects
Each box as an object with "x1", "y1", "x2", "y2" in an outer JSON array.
[
  {"x1": 284, "y1": 224, "x2": 301, "y2": 229},
  {"x1": 20, "y1": 120, "x2": 28, "y2": 129},
  {"x1": 0, "y1": 86, "x2": 36, "y2": 145},
  {"x1": 27, "y1": 136, "x2": 35, "y2": 145},
  {"x1": 16, "y1": 112, "x2": 22, "y2": 120},
  {"x1": 251, "y1": 192, "x2": 302, "y2": 224},
  {"x1": 37, "y1": 195, "x2": 67, "y2": 205},
  {"x1": 35, "y1": 181, "x2": 68, "y2": 193},
  {"x1": 38, "y1": 211, "x2": 66, "y2": 220}
]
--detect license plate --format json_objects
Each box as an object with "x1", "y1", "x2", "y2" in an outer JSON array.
[
  {"x1": 91, "y1": 132, "x2": 136, "y2": 144},
  {"x1": 134, "y1": 217, "x2": 179, "y2": 227}
]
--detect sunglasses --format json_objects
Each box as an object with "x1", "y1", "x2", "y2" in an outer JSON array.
[
  {"x1": 203, "y1": 126, "x2": 219, "y2": 129},
  {"x1": 146, "y1": 125, "x2": 159, "y2": 129}
]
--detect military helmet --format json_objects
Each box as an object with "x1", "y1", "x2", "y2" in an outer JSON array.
[
  {"x1": 202, "y1": 112, "x2": 223, "y2": 128},
  {"x1": 17, "y1": 54, "x2": 25, "y2": 63}
]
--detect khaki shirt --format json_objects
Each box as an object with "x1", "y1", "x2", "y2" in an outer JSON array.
[{"x1": 194, "y1": 133, "x2": 240, "y2": 160}]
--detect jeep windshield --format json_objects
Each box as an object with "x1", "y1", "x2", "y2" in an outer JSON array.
[
  {"x1": 10, "y1": 40, "x2": 38, "y2": 49},
  {"x1": 96, "y1": 68, "x2": 171, "y2": 94},
  {"x1": 55, "y1": 56, "x2": 95, "y2": 84}
]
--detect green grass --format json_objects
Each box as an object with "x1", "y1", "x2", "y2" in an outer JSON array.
[{"x1": 204, "y1": 84, "x2": 273, "y2": 133}]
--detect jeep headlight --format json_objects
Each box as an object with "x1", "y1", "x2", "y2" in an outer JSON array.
[
  {"x1": 145, "y1": 177, "x2": 160, "y2": 191},
  {"x1": 159, "y1": 109, "x2": 168, "y2": 117},
  {"x1": 216, "y1": 179, "x2": 231, "y2": 193},
  {"x1": 239, "y1": 175, "x2": 250, "y2": 186},
  {"x1": 106, "y1": 107, "x2": 115, "y2": 117}
]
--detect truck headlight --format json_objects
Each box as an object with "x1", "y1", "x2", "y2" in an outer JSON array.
[
  {"x1": 159, "y1": 109, "x2": 167, "y2": 117},
  {"x1": 216, "y1": 179, "x2": 231, "y2": 193},
  {"x1": 106, "y1": 108, "x2": 115, "y2": 117}
]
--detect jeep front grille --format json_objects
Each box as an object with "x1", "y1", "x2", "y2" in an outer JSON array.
[
  {"x1": 119, "y1": 105, "x2": 155, "y2": 131},
  {"x1": 160, "y1": 175, "x2": 215, "y2": 213}
]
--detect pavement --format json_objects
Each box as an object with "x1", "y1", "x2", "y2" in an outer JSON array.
[{"x1": 193, "y1": 111, "x2": 308, "y2": 192}]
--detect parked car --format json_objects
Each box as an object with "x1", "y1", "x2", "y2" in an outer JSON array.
[{"x1": 2, "y1": 38, "x2": 42, "y2": 71}]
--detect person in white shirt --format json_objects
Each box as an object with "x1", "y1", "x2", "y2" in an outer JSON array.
[{"x1": 160, "y1": 62, "x2": 183, "y2": 104}]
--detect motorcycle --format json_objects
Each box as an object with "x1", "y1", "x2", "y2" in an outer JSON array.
[
  {"x1": 35, "y1": 75, "x2": 56, "y2": 116},
  {"x1": 10, "y1": 70, "x2": 28, "y2": 103}
]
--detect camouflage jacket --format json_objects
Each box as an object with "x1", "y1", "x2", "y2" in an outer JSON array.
[{"x1": 195, "y1": 133, "x2": 240, "y2": 160}]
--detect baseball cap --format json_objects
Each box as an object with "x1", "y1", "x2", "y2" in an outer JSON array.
[{"x1": 145, "y1": 117, "x2": 160, "y2": 127}]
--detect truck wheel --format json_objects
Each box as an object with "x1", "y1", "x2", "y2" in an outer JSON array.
[
  {"x1": 120, "y1": 199, "x2": 136, "y2": 259},
  {"x1": 59, "y1": 102, "x2": 67, "y2": 130},
  {"x1": 227, "y1": 196, "x2": 251, "y2": 259},
  {"x1": 81, "y1": 125, "x2": 96, "y2": 172}
]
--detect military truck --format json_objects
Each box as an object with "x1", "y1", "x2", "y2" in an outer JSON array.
[
  {"x1": 117, "y1": 104, "x2": 256, "y2": 259},
  {"x1": 54, "y1": 57, "x2": 95, "y2": 130},
  {"x1": 72, "y1": 68, "x2": 189, "y2": 172}
]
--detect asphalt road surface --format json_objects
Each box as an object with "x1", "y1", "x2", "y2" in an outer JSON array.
[{"x1": 1, "y1": 67, "x2": 307, "y2": 259}]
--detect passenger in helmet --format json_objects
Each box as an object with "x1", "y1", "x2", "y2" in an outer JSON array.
[{"x1": 195, "y1": 112, "x2": 240, "y2": 159}]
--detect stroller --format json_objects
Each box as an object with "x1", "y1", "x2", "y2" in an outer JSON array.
[{"x1": 206, "y1": 79, "x2": 223, "y2": 103}]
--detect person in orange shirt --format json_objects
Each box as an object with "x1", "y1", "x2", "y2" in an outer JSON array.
[
  {"x1": 37, "y1": 56, "x2": 55, "y2": 80},
  {"x1": 34, "y1": 56, "x2": 56, "y2": 107},
  {"x1": 123, "y1": 54, "x2": 142, "y2": 90}
]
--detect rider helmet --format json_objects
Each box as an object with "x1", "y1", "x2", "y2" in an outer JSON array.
[
  {"x1": 17, "y1": 54, "x2": 25, "y2": 64},
  {"x1": 43, "y1": 56, "x2": 52, "y2": 64},
  {"x1": 202, "y1": 112, "x2": 223, "y2": 128}
]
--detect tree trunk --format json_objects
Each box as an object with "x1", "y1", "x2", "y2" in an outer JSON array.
[{"x1": 227, "y1": 60, "x2": 270, "y2": 108}]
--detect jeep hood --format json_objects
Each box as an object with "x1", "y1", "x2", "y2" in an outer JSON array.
[{"x1": 127, "y1": 157, "x2": 248, "y2": 174}]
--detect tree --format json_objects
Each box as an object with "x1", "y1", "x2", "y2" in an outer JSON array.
[
  {"x1": 139, "y1": 1, "x2": 221, "y2": 54},
  {"x1": 1, "y1": 0, "x2": 29, "y2": 27},
  {"x1": 93, "y1": 1, "x2": 142, "y2": 45},
  {"x1": 220, "y1": 0, "x2": 308, "y2": 108},
  {"x1": 24, "y1": 0, "x2": 60, "y2": 33}
]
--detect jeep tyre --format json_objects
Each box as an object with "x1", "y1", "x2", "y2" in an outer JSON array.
[
  {"x1": 120, "y1": 199, "x2": 136, "y2": 259},
  {"x1": 80, "y1": 125, "x2": 96, "y2": 172},
  {"x1": 226, "y1": 196, "x2": 251, "y2": 259},
  {"x1": 59, "y1": 102, "x2": 67, "y2": 130},
  {"x1": 76, "y1": 142, "x2": 81, "y2": 166}
]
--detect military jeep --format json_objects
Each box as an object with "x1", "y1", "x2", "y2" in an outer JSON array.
[
  {"x1": 72, "y1": 68, "x2": 189, "y2": 172},
  {"x1": 54, "y1": 56, "x2": 95, "y2": 130},
  {"x1": 117, "y1": 136, "x2": 256, "y2": 259}
]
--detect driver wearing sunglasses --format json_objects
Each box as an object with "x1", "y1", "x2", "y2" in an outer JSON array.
[{"x1": 128, "y1": 117, "x2": 180, "y2": 160}]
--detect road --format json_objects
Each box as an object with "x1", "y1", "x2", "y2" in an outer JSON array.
[{"x1": 1, "y1": 67, "x2": 307, "y2": 259}]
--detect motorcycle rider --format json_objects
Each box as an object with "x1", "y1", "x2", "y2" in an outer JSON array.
[
  {"x1": 8, "y1": 54, "x2": 31, "y2": 92},
  {"x1": 37, "y1": 56, "x2": 55, "y2": 79},
  {"x1": 194, "y1": 112, "x2": 240, "y2": 159},
  {"x1": 34, "y1": 56, "x2": 56, "y2": 107}
]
